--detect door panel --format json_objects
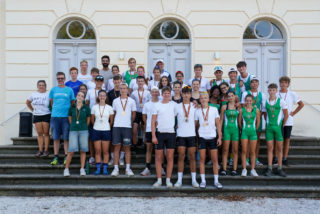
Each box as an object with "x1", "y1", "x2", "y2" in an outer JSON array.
[{"x1": 78, "y1": 44, "x2": 97, "y2": 74}]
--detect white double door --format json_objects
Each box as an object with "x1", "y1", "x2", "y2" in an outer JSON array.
[
  {"x1": 148, "y1": 41, "x2": 191, "y2": 81},
  {"x1": 54, "y1": 42, "x2": 96, "y2": 84},
  {"x1": 243, "y1": 41, "x2": 285, "y2": 93}
]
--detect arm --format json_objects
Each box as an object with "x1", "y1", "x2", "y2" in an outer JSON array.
[
  {"x1": 86, "y1": 116, "x2": 90, "y2": 126},
  {"x1": 90, "y1": 114, "x2": 95, "y2": 125},
  {"x1": 219, "y1": 106, "x2": 226, "y2": 128},
  {"x1": 142, "y1": 114, "x2": 147, "y2": 131},
  {"x1": 291, "y1": 100, "x2": 304, "y2": 117},
  {"x1": 256, "y1": 109, "x2": 261, "y2": 129},
  {"x1": 109, "y1": 114, "x2": 114, "y2": 127},
  {"x1": 215, "y1": 117, "x2": 222, "y2": 147},
  {"x1": 26, "y1": 100, "x2": 33, "y2": 112},
  {"x1": 282, "y1": 109, "x2": 289, "y2": 127},
  {"x1": 131, "y1": 111, "x2": 136, "y2": 126},
  {"x1": 68, "y1": 116, "x2": 72, "y2": 124},
  {"x1": 151, "y1": 114, "x2": 158, "y2": 144}
]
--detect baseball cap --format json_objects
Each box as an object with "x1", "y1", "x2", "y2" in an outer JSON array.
[
  {"x1": 214, "y1": 66, "x2": 223, "y2": 72},
  {"x1": 95, "y1": 75, "x2": 104, "y2": 81},
  {"x1": 156, "y1": 59, "x2": 164, "y2": 64},
  {"x1": 228, "y1": 68, "x2": 237, "y2": 73},
  {"x1": 175, "y1": 70, "x2": 184, "y2": 76},
  {"x1": 250, "y1": 76, "x2": 259, "y2": 82}
]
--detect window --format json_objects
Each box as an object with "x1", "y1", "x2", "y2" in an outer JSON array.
[
  {"x1": 57, "y1": 20, "x2": 96, "y2": 39},
  {"x1": 243, "y1": 20, "x2": 283, "y2": 39},
  {"x1": 149, "y1": 21, "x2": 189, "y2": 40}
]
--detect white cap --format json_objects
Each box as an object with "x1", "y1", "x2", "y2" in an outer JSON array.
[
  {"x1": 151, "y1": 86, "x2": 159, "y2": 91},
  {"x1": 228, "y1": 68, "x2": 237, "y2": 73},
  {"x1": 250, "y1": 76, "x2": 259, "y2": 82},
  {"x1": 156, "y1": 59, "x2": 164, "y2": 64}
]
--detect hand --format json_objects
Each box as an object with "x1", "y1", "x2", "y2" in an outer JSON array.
[
  {"x1": 152, "y1": 136, "x2": 158, "y2": 145},
  {"x1": 239, "y1": 80, "x2": 244, "y2": 87},
  {"x1": 217, "y1": 138, "x2": 222, "y2": 147},
  {"x1": 290, "y1": 112, "x2": 294, "y2": 117}
]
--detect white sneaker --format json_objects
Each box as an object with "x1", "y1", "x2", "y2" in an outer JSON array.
[
  {"x1": 214, "y1": 182, "x2": 223, "y2": 189},
  {"x1": 174, "y1": 181, "x2": 182, "y2": 188},
  {"x1": 109, "y1": 159, "x2": 114, "y2": 166},
  {"x1": 89, "y1": 157, "x2": 95, "y2": 165},
  {"x1": 140, "y1": 167, "x2": 151, "y2": 176},
  {"x1": 125, "y1": 168, "x2": 134, "y2": 177},
  {"x1": 152, "y1": 180, "x2": 162, "y2": 188},
  {"x1": 166, "y1": 180, "x2": 173, "y2": 188},
  {"x1": 80, "y1": 168, "x2": 86, "y2": 176},
  {"x1": 241, "y1": 168, "x2": 247, "y2": 177},
  {"x1": 111, "y1": 168, "x2": 119, "y2": 177},
  {"x1": 161, "y1": 168, "x2": 166, "y2": 176},
  {"x1": 200, "y1": 182, "x2": 206, "y2": 188},
  {"x1": 63, "y1": 168, "x2": 70, "y2": 177},
  {"x1": 192, "y1": 181, "x2": 200, "y2": 188},
  {"x1": 250, "y1": 169, "x2": 259, "y2": 177},
  {"x1": 119, "y1": 158, "x2": 124, "y2": 166}
]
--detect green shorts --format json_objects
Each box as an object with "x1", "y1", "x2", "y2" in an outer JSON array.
[
  {"x1": 266, "y1": 125, "x2": 283, "y2": 142},
  {"x1": 223, "y1": 126, "x2": 239, "y2": 141},
  {"x1": 241, "y1": 128, "x2": 257, "y2": 141}
]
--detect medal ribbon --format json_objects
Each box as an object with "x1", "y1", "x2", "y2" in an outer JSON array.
[
  {"x1": 201, "y1": 106, "x2": 209, "y2": 122},
  {"x1": 182, "y1": 103, "x2": 191, "y2": 119},
  {"x1": 121, "y1": 97, "x2": 128, "y2": 112}
]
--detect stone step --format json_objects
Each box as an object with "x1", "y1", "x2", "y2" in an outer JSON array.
[
  {"x1": 0, "y1": 184, "x2": 319, "y2": 198},
  {"x1": 0, "y1": 163, "x2": 319, "y2": 175},
  {"x1": 0, "y1": 174, "x2": 319, "y2": 186}
]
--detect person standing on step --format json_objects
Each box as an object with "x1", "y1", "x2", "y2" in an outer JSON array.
[
  {"x1": 151, "y1": 87, "x2": 177, "y2": 188},
  {"x1": 49, "y1": 72, "x2": 75, "y2": 165},
  {"x1": 99, "y1": 55, "x2": 113, "y2": 90},
  {"x1": 148, "y1": 66, "x2": 161, "y2": 90},
  {"x1": 262, "y1": 83, "x2": 288, "y2": 177},
  {"x1": 172, "y1": 81, "x2": 183, "y2": 104},
  {"x1": 77, "y1": 60, "x2": 91, "y2": 85},
  {"x1": 174, "y1": 86, "x2": 199, "y2": 188},
  {"x1": 26, "y1": 80, "x2": 51, "y2": 158},
  {"x1": 158, "y1": 76, "x2": 173, "y2": 99},
  {"x1": 239, "y1": 94, "x2": 260, "y2": 177},
  {"x1": 220, "y1": 91, "x2": 240, "y2": 176},
  {"x1": 188, "y1": 64, "x2": 211, "y2": 92},
  {"x1": 65, "y1": 67, "x2": 83, "y2": 97},
  {"x1": 210, "y1": 66, "x2": 226, "y2": 87},
  {"x1": 226, "y1": 68, "x2": 245, "y2": 101},
  {"x1": 175, "y1": 70, "x2": 187, "y2": 87},
  {"x1": 87, "y1": 67, "x2": 106, "y2": 91},
  {"x1": 129, "y1": 66, "x2": 148, "y2": 95},
  {"x1": 91, "y1": 90, "x2": 114, "y2": 175},
  {"x1": 111, "y1": 83, "x2": 136, "y2": 177},
  {"x1": 64, "y1": 91, "x2": 91, "y2": 177},
  {"x1": 106, "y1": 65, "x2": 121, "y2": 92},
  {"x1": 131, "y1": 76, "x2": 151, "y2": 146},
  {"x1": 209, "y1": 85, "x2": 221, "y2": 112},
  {"x1": 241, "y1": 77, "x2": 266, "y2": 166},
  {"x1": 278, "y1": 76, "x2": 304, "y2": 166},
  {"x1": 123, "y1": 57, "x2": 137, "y2": 86},
  {"x1": 196, "y1": 92, "x2": 223, "y2": 189},
  {"x1": 140, "y1": 86, "x2": 160, "y2": 176},
  {"x1": 236, "y1": 61, "x2": 254, "y2": 91},
  {"x1": 150, "y1": 59, "x2": 172, "y2": 82}
]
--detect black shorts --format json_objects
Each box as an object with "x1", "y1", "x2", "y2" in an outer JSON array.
[
  {"x1": 133, "y1": 112, "x2": 144, "y2": 124},
  {"x1": 155, "y1": 132, "x2": 176, "y2": 150},
  {"x1": 198, "y1": 137, "x2": 218, "y2": 150},
  {"x1": 177, "y1": 137, "x2": 196, "y2": 148},
  {"x1": 112, "y1": 127, "x2": 132, "y2": 146},
  {"x1": 33, "y1": 114, "x2": 51, "y2": 123},
  {"x1": 145, "y1": 132, "x2": 152, "y2": 143},
  {"x1": 282, "y1": 126, "x2": 293, "y2": 140},
  {"x1": 88, "y1": 123, "x2": 93, "y2": 141}
]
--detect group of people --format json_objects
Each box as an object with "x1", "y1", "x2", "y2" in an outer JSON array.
[{"x1": 26, "y1": 56, "x2": 304, "y2": 189}]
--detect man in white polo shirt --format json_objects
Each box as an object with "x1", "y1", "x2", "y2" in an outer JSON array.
[{"x1": 188, "y1": 64, "x2": 211, "y2": 92}]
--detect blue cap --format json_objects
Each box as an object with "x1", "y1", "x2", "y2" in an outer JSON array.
[{"x1": 214, "y1": 66, "x2": 223, "y2": 72}]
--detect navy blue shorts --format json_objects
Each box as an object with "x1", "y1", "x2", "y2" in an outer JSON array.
[{"x1": 91, "y1": 129, "x2": 111, "y2": 142}]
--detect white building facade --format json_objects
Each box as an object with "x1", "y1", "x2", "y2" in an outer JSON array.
[{"x1": 0, "y1": 0, "x2": 320, "y2": 144}]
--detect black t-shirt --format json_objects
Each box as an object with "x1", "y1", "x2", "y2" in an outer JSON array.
[{"x1": 107, "y1": 89, "x2": 120, "y2": 105}]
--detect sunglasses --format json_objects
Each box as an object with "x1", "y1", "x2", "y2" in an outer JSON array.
[{"x1": 57, "y1": 77, "x2": 65, "y2": 80}]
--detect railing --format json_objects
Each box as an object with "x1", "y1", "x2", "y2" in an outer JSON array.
[{"x1": 0, "y1": 107, "x2": 28, "y2": 127}]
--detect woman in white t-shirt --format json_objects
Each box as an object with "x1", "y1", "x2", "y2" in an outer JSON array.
[
  {"x1": 91, "y1": 90, "x2": 114, "y2": 175},
  {"x1": 26, "y1": 80, "x2": 51, "y2": 158}
]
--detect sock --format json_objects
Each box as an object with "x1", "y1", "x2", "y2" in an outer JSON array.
[
  {"x1": 268, "y1": 165, "x2": 272, "y2": 170},
  {"x1": 278, "y1": 166, "x2": 282, "y2": 170},
  {"x1": 96, "y1": 163, "x2": 101, "y2": 169},
  {"x1": 214, "y1": 174, "x2": 219, "y2": 184},
  {"x1": 120, "y1": 151, "x2": 125, "y2": 160},
  {"x1": 126, "y1": 164, "x2": 131, "y2": 170},
  {"x1": 114, "y1": 165, "x2": 119, "y2": 170},
  {"x1": 146, "y1": 163, "x2": 151, "y2": 170},
  {"x1": 157, "y1": 178, "x2": 162, "y2": 183},
  {"x1": 191, "y1": 172, "x2": 196, "y2": 182},
  {"x1": 166, "y1": 178, "x2": 171, "y2": 184},
  {"x1": 200, "y1": 174, "x2": 206, "y2": 183},
  {"x1": 111, "y1": 152, "x2": 114, "y2": 159},
  {"x1": 103, "y1": 163, "x2": 108, "y2": 168},
  {"x1": 178, "y1": 172, "x2": 183, "y2": 182}
]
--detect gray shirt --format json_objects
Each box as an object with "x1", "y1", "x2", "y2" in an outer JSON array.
[{"x1": 99, "y1": 68, "x2": 113, "y2": 89}]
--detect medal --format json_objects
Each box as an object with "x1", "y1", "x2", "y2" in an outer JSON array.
[
  {"x1": 98, "y1": 104, "x2": 106, "y2": 122},
  {"x1": 269, "y1": 98, "x2": 276, "y2": 119},
  {"x1": 203, "y1": 121, "x2": 208, "y2": 127},
  {"x1": 122, "y1": 111, "x2": 126, "y2": 116},
  {"x1": 231, "y1": 120, "x2": 234, "y2": 123},
  {"x1": 76, "y1": 121, "x2": 79, "y2": 124},
  {"x1": 75, "y1": 105, "x2": 81, "y2": 125},
  {"x1": 248, "y1": 125, "x2": 251, "y2": 128},
  {"x1": 201, "y1": 106, "x2": 210, "y2": 127},
  {"x1": 184, "y1": 117, "x2": 188, "y2": 122},
  {"x1": 120, "y1": 97, "x2": 128, "y2": 116},
  {"x1": 182, "y1": 103, "x2": 191, "y2": 123},
  {"x1": 138, "y1": 89, "x2": 144, "y2": 109},
  {"x1": 272, "y1": 114, "x2": 275, "y2": 118},
  {"x1": 139, "y1": 103, "x2": 143, "y2": 108}
]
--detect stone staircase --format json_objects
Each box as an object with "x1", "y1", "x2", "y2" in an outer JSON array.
[{"x1": 0, "y1": 136, "x2": 319, "y2": 197}]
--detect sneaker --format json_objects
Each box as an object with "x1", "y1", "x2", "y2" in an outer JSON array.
[
  {"x1": 63, "y1": 156, "x2": 67, "y2": 165},
  {"x1": 140, "y1": 167, "x2": 151, "y2": 176},
  {"x1": 264, "y1": 168, "x2": 274, "y2": 177},
  {"x1": 166, "y1": 181, "x2": 173, "y2": 188},
  {"x1": 152, "y1": 180, "x2": 162, "y2": 188},
  {"x1": 162, "y1": 168, "x2": 166, "y2": 176},
  {"x1": 174, "y1": 181, "x2": 182, "y2": 188},
  {"x1": 108, "y1": 159, "x2": 114, "y2": 166},
  {"x1": 119, "y1": 158, "x2": 125, "y2": 166},
  {"x1": 40, "y1": 151, "x2": 49, "y2": 158},
  {"x1": 206, "y1": 160, "x2": 212, "y2": 165},
  {"x1": 80, "y1": 168, "x2": 86, "y2": 176},
  {"x1": 277, "y1": 168, "x2": 287, "y2": 177},
  {"x1": 35, "y1": 151, "x2": 43, "y2": 158},
  {"x1": 231, "y1": 170, "x2": 237, "y2": 176},
  {"x1": 220, "y1": 170, "x2": 227, "y2": 176},
  {"x1": 111, "y1": 168, "x2": 119, "y2": 177},
  {"x1": 89, "y1": 157, "x2": 95, "y2": 165},
  {"x1": 241, "y1": 168, "x2": 247, "y2": 177},
  {"x1": 214, "y1": 182, "x2": 223, "y2": 189},
  {"x1": 50, "y1": 157, "x2": 58, "y2": 165},
  {"x1": 192, "y1": 181, "x2": 200, "y2": 188},
  {"x1": 283, "y1": 159, "x2": 289, "y2": 166},
  {"x1": 228, "y1": 158, "x2": 233, "y2": 166},
  {"x1": 63, "y1": 168, "x2": 70, "y2": 177},
  {"x1": 255, "y1": 159, "x2": 263, "y2": 166},
  {"x1": 272, "y1": 157, "x2": 278, "y2": 165},
  {"x1": 250, "y1": 169, "x2": 259, "y2": 177},
  {"x1": 125, "y1": 169, "x2": 134, "y2": 177},
  {"x1": 200, "y1": 182, "x2": 206, "y2": 188}
]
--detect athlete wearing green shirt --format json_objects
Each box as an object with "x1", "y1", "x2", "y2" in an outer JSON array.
[
  {"x1": 262, "y1": 83, "x2": 288, "y2": 177},
  {"x1": 123, "y1": 57, "x2": 137, "y2": 86},
  {"x1": 236, "y1": 61, "x2": 254, "y2": 91},
  {"x1": 227, "y1": 68, "x2": 245, "y2": 101},
  {"x1": 210, "y1": 66, "x2": 225, "y2": 87}
]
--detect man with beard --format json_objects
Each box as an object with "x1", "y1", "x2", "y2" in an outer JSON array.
[{"x1": 100, "y1": 55, "x2": 113, "y2": 90}]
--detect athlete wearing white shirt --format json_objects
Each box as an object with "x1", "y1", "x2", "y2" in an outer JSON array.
[
  {"x1": 188, "y1": 64, "x2": 211, "y2": 92},
  {"x1": 151, "y1": 87, "x2": 177, "y2": 188},
  {"x1": 85, "y1": 76, "x2": 104, "y2": 109},
  {"x1": 174, "y1": 86, "x2": 199, "y2": 188},
  {"x1": 111, "y1": 83, "x2": 137, "y2": 177},
  {"x1": 195, "y1": 92, "x2": 222, "y2": 189}
]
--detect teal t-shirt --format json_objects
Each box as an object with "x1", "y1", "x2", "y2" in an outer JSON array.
[{"x1": 49, "y1": 86, "x2": 75, "y2": 117}]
